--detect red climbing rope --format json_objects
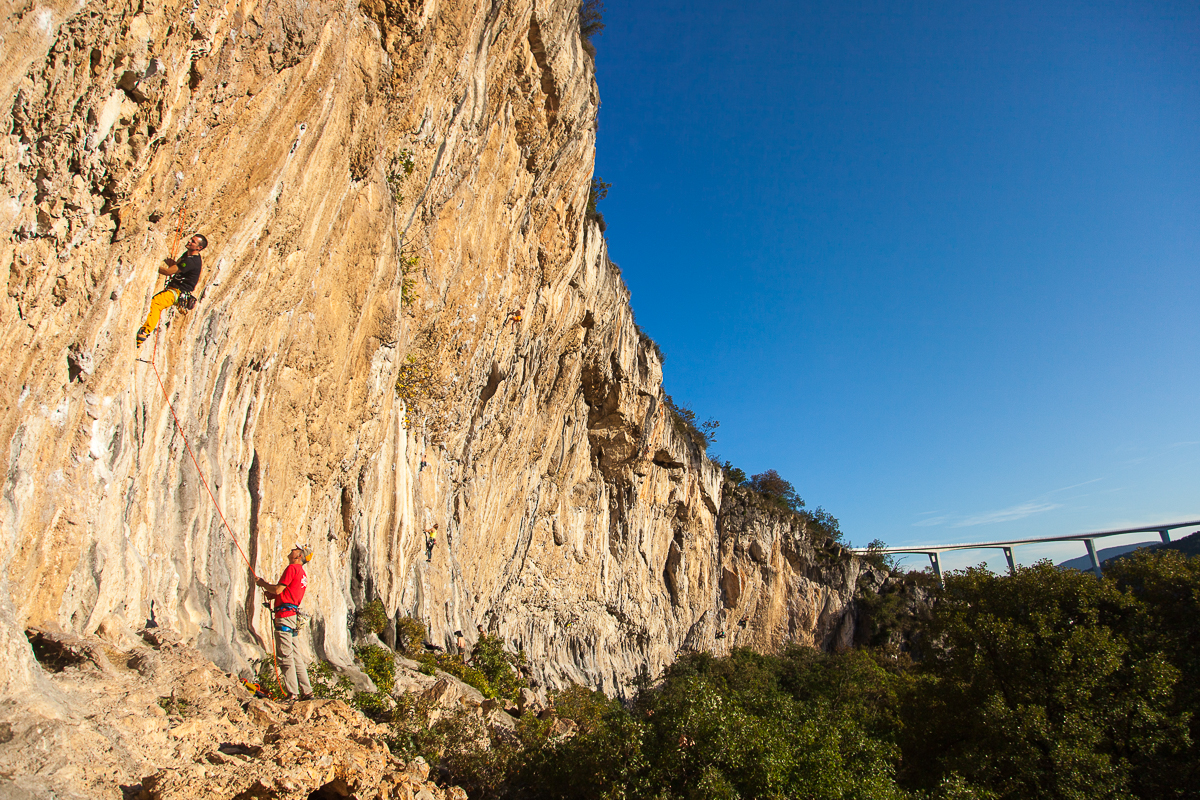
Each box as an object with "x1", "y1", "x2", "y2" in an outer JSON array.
[{"x1": 147, "y1": 299, "x2": 287, "y2": 698}]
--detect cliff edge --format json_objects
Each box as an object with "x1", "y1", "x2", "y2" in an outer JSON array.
[{"x1": 1, "y1": 0, "x2": 868, "y2": 715}]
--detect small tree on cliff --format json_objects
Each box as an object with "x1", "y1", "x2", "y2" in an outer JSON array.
[
  {"x1": 747, "y1": 469, "x2": 804, "y2": 513},
  {"x1": 580, "y1": 0, "x2": 605, "y2": 56}
]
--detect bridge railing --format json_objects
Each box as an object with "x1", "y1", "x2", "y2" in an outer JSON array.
[{"x1": 850, "y1": 520, "x2": 1200, "y2": 584}]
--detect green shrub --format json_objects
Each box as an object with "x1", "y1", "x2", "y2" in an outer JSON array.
[
  {"x1": 395, "y1": 616, "x2": 426, "y2": 658},
  {"x1": 802, "y1": 506, "x2": 843, "y2": 542},
  {"x1": 311, "y1": 659, "x2": 355, "y2": 702},
  {"x1": 580, "y1": 0, "x2": 605, "y2": 42},
  {"x1": 386, "y1": 148, "x2": 415, "y2": 203},
  {"x1": 354, "y1": 599, "x2": 388, "y2": 637},
  {"x1": 719, "y1": 459, "x2": 747, "y2": 486},
  {"x1": 586, "y1": 175, "x2": 609, "y2": 231},
  {"x1": 746, "y1": 469, "x2": 804, "y2": 513},
  {"x1": 424, "y1": 652, "x2": 495, "y2": 698},
  {"x1": 663, "y1": 394, "x2": 718, "y2": 450},
  {"x1": 469, "y1": 635, "x2": 528, "y2": 700},
  {"x1": 354, "y1": 644, "x2": 396, "y2": 695}
]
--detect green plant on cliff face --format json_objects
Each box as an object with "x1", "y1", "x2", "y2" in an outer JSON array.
[
  {"x1": 393, "y1": 615, "x2": 426, "y2": 658},
  {"x1": 586, "y1": 175, "x2": 610, "y2": 232},
  {"x1": 663, "y1": 394, "x2": 718, "y2": 451},
  {"x1": 720, "y1": 459, "x2": 747, "y2": 486},
  {"x1": 400, "y1": 250, "x2": 419, "y2": 307},
  {"x1": 469, "y1": 634, "x2": 528, "y2": 700},
  {"x1": 386, "y1": 148, "x2": 415, "y2": 203},
  {"x1": 864, "y1": 538, "x2": 899, "y2": 573},
  {"x1": 354, "y1": 598, "x2": 388, "y2": 637},
  {"x1": 579, "y1": 0, "x2": 605, "y2": 56},
  {"x1": 803, "y1": 506, "x2": 843, "y2": 543},
  {"x1": 746, "y1": 469, "x2": 803, "y2": 513},
  {"x1": 311, "y1": 660, "x2": 355, "y2": 702},
  {"x1": 395, "y1": 353, "x2": 434, "y2": 404},
  {"x1": 417, "y1": 651, "x2": 496, "y2": 698}
]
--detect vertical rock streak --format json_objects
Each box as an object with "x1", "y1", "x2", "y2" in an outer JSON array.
[{"x1": 0, "y1": 0, "x2": 864, "y2": 696}]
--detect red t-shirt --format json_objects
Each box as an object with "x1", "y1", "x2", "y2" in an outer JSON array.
[{"x1": 274, "y1": 563, "x2": 307, "y2": 617}]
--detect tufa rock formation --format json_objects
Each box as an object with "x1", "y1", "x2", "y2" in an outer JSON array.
[{"x1": 1, "y1": 0, "x2": 873, "y2": 720}]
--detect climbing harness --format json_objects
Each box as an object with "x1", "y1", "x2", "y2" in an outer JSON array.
[
  {"x1": 174, "y1": 291, "x2": 197, "y2": 313},
  {"x1": 265, "y1": 602, "x2": 308, "y2": 637}
]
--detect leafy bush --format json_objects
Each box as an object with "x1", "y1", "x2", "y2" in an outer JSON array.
[
  {"x1": 746, "y1": 469, "x2": 804, "y2": 513},
  {"x1": 802, "y1": 506, "x2": 843, "y2": 542},
  {"x1": 395, "y1": 616, "x2": 426, "y2": 658},
  {"x1": 586, "y1": 175, "x2": 609, "y2": 231},
  {"x1": 663, "y1": 394, "x2": 718, "y2": 450},
  {"x1": 416, "y1": 651, "x2": 495, "y2": 698},
  {"x1": 395, "y1": 354, "x2": 434, "y2": 404},
  {"x1": 355, "y1": 644, "x2": 396, "y2": 695},
  {"x1": 580, "y1": 0, "x2": 605, "y2": 41},
  {"x1": 902, "y1": 560, "x2": 1193, "y2": 799},
  {"x1": 354, "y1": 599, "x2": 388, "y2": 637},
  {"x1": 310, "y1": 659, "x2": 355, "y2": 702},
  {"x1": 386, "y1": 148, "x2": 415, "y2": 203},
  {"x1": 720, "y1": 459, "x2": 747, "y2": 486},
  {"x1": 470, "y1": 635, "x2": 528, "y2": 700}
]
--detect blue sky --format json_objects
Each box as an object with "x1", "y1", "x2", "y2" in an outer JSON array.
[{"x1": 591, "y1": 0, "x2": 1200, "y2": 568}]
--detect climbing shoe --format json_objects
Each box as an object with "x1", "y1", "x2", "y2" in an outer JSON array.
[
  {"x1": 136, "y1": 329, "x2": 149, "y2": 348},
  {"x1": 298, "y1": 692, "x2": 315, "y2": 701}
]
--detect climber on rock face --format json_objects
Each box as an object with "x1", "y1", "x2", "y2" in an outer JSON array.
[
  {"x1": 425, "y1": 524, "x2": 438, "y2": 562},
  {"x1": 137, "y1": 233, "x2": 207, "y2": 347},
  {"x1": 256, "y1": 544, "x2": 313, "y2": 701}
]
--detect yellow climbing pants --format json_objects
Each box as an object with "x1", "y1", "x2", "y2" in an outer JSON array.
[{"x1": 139, "y1": 288, "x2": 179, "y2": 341}]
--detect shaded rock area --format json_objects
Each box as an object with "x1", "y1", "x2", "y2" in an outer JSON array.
[{"x1": 0, "y1": 625, "x2": 465, "y2": 800}]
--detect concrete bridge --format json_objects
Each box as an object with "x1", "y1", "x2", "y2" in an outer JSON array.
[{"x1": 851, "y1": 520, "x2": 1200, "y2": 584}]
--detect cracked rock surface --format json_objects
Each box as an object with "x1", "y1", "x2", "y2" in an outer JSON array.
[
  {"x1": 0, "y1": 0, "x2": 870, "y2": 734},
  {"x1": 0, "y1": 625, "x2": 464, "y2": 800}
]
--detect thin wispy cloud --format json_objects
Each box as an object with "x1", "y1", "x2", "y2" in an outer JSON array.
[
  {"x1": 912, "y1": 514, "x2": 951, "y2": 527},
  {"x1": 952, "y1": 501, "x2": 1062, "y2": 528},
  {"x1": 1046, "y1": 478, "x2": 1103, "y2": 495}
]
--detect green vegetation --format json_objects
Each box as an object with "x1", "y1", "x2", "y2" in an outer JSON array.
[
  {"x1": 745, "y1": 468, "x2": 803, "y2": 513},
  {"x1": 586, "y1": 175, "x2": 609, "y2": 231},
  {"x1": 400, "y1": 249, "x2": 419, "y2": 307},
  {"x1": 717, "y1": 465, "x2": 844, "y2": 542},
  {"x1": 395, "y1": 615, "x2": 427, "y2": 658},
  {"x1": 156, "y1": 694, "x2": 191, "y2": 716},
  {"x1": 387, "y1": 148, "x2": 415, "y2": 203},
  {"x1": 354, "y1": 598, "x2": 388, "y2": 637},
  {"x1": 579, "y1": 0, "x2": 605, "y2": 57},
  {"x1": 248, "y1": 555, "x2": 1198, "y2": 800},
  {"x1": 663, "y1": 394, "x2": 718, "y2": 450},
  {"x1": 395, "y1": 353, "x2": 434, "y2": 404},
  {"x1": 399, "y1": 551, "x2": 1197, "y2": 800}
]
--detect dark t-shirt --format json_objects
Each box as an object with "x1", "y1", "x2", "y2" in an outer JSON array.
[
  {"x1": 273, "y1": 564, "x2": 307, "y2": 618},
  {"x1": 166, "y1": 253, "x2": 202, "y2": 293}
]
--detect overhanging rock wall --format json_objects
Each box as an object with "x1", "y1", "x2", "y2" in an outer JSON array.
[{"x1": 1, "y1": 0, "x2": 866, "y2": 699}]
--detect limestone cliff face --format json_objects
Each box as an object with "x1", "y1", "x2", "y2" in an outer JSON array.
[{"x1": 1, "y1": 0, "x2": 865, "y2": 699}]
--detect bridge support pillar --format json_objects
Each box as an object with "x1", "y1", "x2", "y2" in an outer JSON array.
[
  {"x1": 1159, "y1": 529, "x2": 1171, "y2": 544},
  {"x1": 1084, "y1": 539, "x2": 1102, "y2": 578},
  {"x1": 928, "y1": 552, "x2": 943, "y2": 586},
  {"x1": 1002, "y1": 547, "x2": 1016, "y2": 575}
]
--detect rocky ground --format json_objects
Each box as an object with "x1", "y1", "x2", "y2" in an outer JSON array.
[{"x1": 0, "y1": 623, "x2": 472, "y2": 800}]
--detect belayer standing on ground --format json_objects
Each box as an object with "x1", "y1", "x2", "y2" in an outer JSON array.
[
  {"x1": 256, "y1": 544, "x2": 314, "y2": 701},
  {"x1": 137, "y1": 233, "x2": 207, "y2": 347}
]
